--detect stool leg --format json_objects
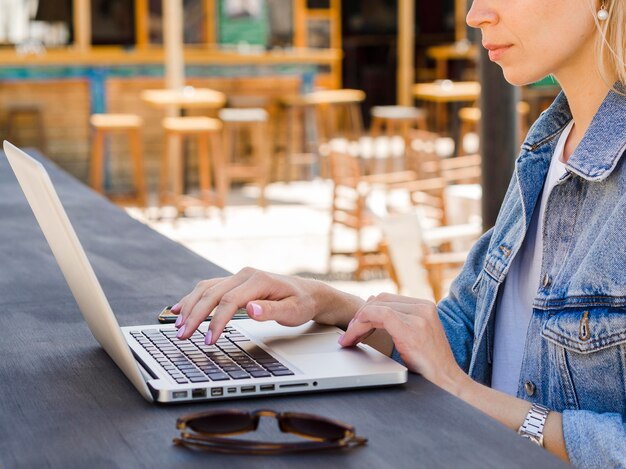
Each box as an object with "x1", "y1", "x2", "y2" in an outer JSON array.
[
  {"x1": 173, "y1": 134, "x2": 185, "y2": 216},
  {"x1": 254, "y1": 121, "x2": 269, "y2": 208},
  {"x1": 91, "y1": 128, "x2": 105, "y2": 194},
  {"x1": 197, "y1": 132, "x2": 212, "y2": 209},
  {"x1": 370, "y1": 117, "x2": 382, "y2": 138},
  {"x1": 385, "y1": 119, "x2": 394, "y2": 173},
  {"x1": 211, "y1": 131, "x2": 227, "y2": 210},
  {"x1": 129, "y1": 128, "x2": 146, "y2": 207},
  {"x1": 159, "y1": 132, "x2": 171, "y2": 207}
]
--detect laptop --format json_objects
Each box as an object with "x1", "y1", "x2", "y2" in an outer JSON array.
[{"x1": 3, "y1": 141, "x2": 407, "y2": 403}]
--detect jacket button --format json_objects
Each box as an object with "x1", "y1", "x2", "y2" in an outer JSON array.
[
  {"x1": 542, "y1": 273, "x2": 551, "y2": 288},
  {"x1": 524, "y1": 381, "x2": 536, "y2": 396}
]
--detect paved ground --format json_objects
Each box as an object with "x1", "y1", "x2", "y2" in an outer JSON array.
[{"x1": 126, "y1": 179, "x2": 420, "y2": 301}]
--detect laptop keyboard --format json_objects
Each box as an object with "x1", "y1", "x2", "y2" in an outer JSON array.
[{"x1": 130, "y1": 326, "x2": 294, "y2": 384}]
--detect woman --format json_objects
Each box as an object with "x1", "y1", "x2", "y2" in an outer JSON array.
[{"x1": 171, "y1": 0, "x2": 626, "y2": 466}]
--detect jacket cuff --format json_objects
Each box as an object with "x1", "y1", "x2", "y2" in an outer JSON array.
[
  {"x1": 390, "y1": 346, "x2": 406, "y2": 366},
  {"x1": 562, "y1": 409, "x2": 626, "y2": 468}
]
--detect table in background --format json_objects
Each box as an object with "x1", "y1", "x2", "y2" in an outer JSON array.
[
  {"x1": 0, "y1": 150, "x2": 567, "y2": 468},
  {"x1": 426, "y1": 42, "x2": 478, "y2": 80}
]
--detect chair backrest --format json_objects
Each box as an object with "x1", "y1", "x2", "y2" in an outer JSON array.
[{"x1": 367, "y1": 192, "x2": 433, "y2": 298}]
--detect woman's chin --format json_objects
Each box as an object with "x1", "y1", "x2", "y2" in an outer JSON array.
[{"x1": 500, "y1": 68, "x2": 545, "y2": 87}]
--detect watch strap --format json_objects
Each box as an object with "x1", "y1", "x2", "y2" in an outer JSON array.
[{"x1": 518, "y1": 403, "x2": 550, "y2": 447}]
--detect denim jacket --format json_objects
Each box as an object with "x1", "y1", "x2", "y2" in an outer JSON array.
[{"x1": 436, "y1": 85, "x2": 626, "y2": 468}]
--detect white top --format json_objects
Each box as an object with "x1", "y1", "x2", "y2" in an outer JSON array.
[{"x1": 490, "y1": 120, "x2": 573, "y2": 396}]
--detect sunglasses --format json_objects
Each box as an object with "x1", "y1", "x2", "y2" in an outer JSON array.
[{"x1": 173, "y1": 408, "x2": 367, "y2": 454}]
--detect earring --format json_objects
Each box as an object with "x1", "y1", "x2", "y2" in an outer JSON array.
[{"x1": 597, "y1": 1, "x2": 609, "y2": 21}]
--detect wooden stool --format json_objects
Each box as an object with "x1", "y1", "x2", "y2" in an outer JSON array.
[
  {"x1": 219, "y1": 108, "x2": 270, "y2": 207},
  {"x1": 160, "y1": 116, "x2": 224, "y2": 217},
  {"x1": 276, "y1": 94, "x2": 315, "y2": 181},
  {"x1": 370, "y1": 105, "x2": 428, "y2": 172},
  {"x1": 305, "y1": 89, "x2": 366, "y2": 178},
  {"x1": 90, "y1": 113, "x2": 146, "y2": 206},
  {"x1": 6, "y1": 104, "x2": 47, "y2": 152}
]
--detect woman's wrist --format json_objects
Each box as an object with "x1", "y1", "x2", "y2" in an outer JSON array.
[{"x1": 308, "y1": 279, "x2": 364, "y2": 327}]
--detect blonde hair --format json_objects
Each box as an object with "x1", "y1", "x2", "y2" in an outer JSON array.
[{"x1": 595, "y1": 0, "x2": 626, "y2": 88}]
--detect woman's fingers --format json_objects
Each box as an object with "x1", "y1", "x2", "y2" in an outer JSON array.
[
  {"x1": 340, "y1": 304, "x2": 410, "y2": 347},
  {"x1": 175, "y1": 269, "x2": 258, "y2": 340}
]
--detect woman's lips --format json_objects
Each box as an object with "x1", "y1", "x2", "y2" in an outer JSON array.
[{"x1": 484, "y1": 44, "x2": 512, "y2": 61}]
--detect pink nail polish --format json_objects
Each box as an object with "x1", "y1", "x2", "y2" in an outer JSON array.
[
  {"x1": 176, "y1": 324, "x2": 186, "y2": 339},
  {"x1": 250, "y1": 302, "x2": 262, "y2": 317},
  {"x1": 171, "y1": 303, "x2": 180, "y2": 312},
  {"x1": 204, "y1": 330, "x2": 213, "y2": 345},
  {"x1": 175, "y1": 314, "x2": 183, "y2": 327},
  {"x1": 338, "y1": 333, "x2": 345, "y2": 345}
]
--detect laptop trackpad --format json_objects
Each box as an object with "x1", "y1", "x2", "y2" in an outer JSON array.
[{"x1": 263, "y1": 333, "x2": 342, "y2": 355}]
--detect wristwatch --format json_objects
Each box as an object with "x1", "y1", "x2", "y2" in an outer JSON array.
[{"x1": 517, "y1": 403, "x2": 550, "y2": 447}]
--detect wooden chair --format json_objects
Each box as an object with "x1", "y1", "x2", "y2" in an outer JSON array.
[
  {"x1": 159, "y1": 116, "x2": 224, "y2": 217},
  {"x1": 89, "y1": 113, "x2": 146, "y2": 206},
  {"x1": 366, "y1": 159, "x2": 483, "y2": 301},
  {"x1": 219, "y1": 107, "x2": 270, "y2": 207},
  {"x1": 327, "y1": 150, "x2": 424, "y2": 282},
  {"x1": 405, "y1": 129, "x2": 481, "y2": 226},
  {"x1": 370, "y1": 205, "x2": 481, "y2": 302}
]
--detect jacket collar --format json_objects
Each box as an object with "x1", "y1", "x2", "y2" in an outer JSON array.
[{"x1": 524, "y1": 82, "x2": 626, "y2": 181}]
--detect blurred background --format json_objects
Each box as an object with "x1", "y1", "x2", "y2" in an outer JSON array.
[{"x1": 0, "y1": 0, "x2": 560, "y2": 301}]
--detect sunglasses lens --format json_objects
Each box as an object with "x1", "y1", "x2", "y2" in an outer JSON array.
[
  {"x1": 281, "y1": 416, "x2": 348, "y2": 441},
  {"x1": 187, "y1": 412, "x2": 253, "y2": 435}
]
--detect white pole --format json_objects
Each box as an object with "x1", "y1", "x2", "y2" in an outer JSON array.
[{"x1": 163, "y1": 0, "x2": 185, "y2": 91}]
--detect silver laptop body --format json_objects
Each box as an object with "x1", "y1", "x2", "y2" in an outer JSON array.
[{"x1": 4, "y1": 141, "x2": 407, "y2": 403}]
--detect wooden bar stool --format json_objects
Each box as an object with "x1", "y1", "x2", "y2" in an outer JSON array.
[
  {"x1": 304, "y1": 89, "x2": 366, "y2": 178},
  {"x1": 219, "y1": 108, "x2": 270, "y2": 207},
  {"x1": 370, "y1": 105, "x2": 428, "y2": 172},
  {"x1": 160, "y1": 116, "x2": 224, "y2": 217},
  {"x1": 6, "y1": 104, "x2": 47, "y2": 152},
  {"x1": 90, "y1": 113, "x2": 146, "y2": 206},
  {"x1": 276, "y1": 94, "x2": 315, "y2": 181}
]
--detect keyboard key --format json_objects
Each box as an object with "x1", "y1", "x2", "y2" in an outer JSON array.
[
  {"x1": 227, "y1": 370, "x2": 251, "y2": 380},
  {"x1": 270, "y1": 369, "x2": 295, "y2": 376},
  {"x1": 249, "y1": 370, "x2": 272, "y2": 378},
  {"x1": 207, "y1": 372, "x2": 230, "y2": 381},
  {"x1": 189, "y1": 377, "x2": 210, "y2": 383}
]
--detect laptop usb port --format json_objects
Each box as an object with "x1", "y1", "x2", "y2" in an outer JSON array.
[
  {"x1": 192, "y1": 388, "x2": 207, "y2": 399},
  {"x1": 172, "y1": 391, "x2": 188, "y2": 399},
  {"x1": 260, "y1": 384, "x2": 275, "y2": 392},
  {"x1": 240, "y1": 386, "x2": 255, "y2": 393},
  {"x1": 211, "y1": 387, "x2": 223, "y2": 397}
]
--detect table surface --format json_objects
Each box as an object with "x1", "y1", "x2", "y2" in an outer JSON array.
[
  {"x1": 141, "y1": 87, "x2": 227, "y2": 108},
  {"x1": 0, "y1": 151, "x2": 568, "y2": 468},
  {"x1": 425, "y1": 43, "x2": 478, "y2": 60},
  {"x1": 413, "y1": 81, "x2": 481, "y2": 102}
]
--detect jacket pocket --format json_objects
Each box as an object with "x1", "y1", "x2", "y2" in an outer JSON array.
[
  {"x1": 540, "y1": 308, "x2": 626, "y2": 414},
  {"x1": 542, "y1": 309, "x2": 626, "y2": 353}
]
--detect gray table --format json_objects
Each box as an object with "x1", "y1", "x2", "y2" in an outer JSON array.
[{"x1": 0, "y1": 151, "x2": 568, "y2": 468}]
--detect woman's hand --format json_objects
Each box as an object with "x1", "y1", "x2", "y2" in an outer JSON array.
[
  {"x1": 339, "y1": 293, "x2": 468, "y2": 394},
  {"x1": 171, "y1": 267, "x2": 362, "y2": 345}
]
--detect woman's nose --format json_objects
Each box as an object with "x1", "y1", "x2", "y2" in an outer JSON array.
[{"x1": 466, "y1": 0, "x2": 498, "y2": 29}]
